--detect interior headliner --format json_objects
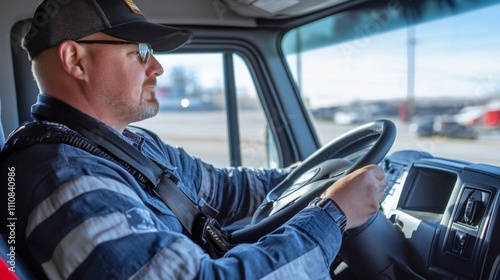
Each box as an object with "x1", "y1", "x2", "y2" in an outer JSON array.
[{"x1": 126, "y1": 0, "x2": 355, "y2": 27}]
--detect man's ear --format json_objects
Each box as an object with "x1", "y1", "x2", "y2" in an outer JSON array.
[{"x1": 58, "y1": 40, "x2": 87, "y2": 80}]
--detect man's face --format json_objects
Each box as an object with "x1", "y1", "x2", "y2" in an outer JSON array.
[{"x1": 82, "y1": 33, "x2": 164, "y2": 125}]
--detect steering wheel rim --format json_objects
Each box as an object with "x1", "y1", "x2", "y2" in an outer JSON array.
[{"x1": 230, "y1": 119, "x2": 396, "y2": 244}]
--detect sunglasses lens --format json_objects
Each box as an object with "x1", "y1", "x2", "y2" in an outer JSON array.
[{"x1": 138, "y1": 43, "x2": 152, "y2": 63}]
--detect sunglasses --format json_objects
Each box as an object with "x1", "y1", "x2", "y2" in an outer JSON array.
[{"x1": 75, "y1": 40, "x2": 153, "y2": 64}]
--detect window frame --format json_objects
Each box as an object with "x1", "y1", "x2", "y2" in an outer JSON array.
[{"x1": 169, "y1": 28, "x2": 319, "y2": 167}]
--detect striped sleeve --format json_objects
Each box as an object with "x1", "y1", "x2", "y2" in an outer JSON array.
[
  {"x1": 25, "y1": 175, "x2": 204, "y2": 280},
  {"x1": 25, "y1": 170, "x2": 341, "y2": 280}
]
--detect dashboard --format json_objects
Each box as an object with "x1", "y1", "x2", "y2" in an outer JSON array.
[{"x1": 376, "y1": 150, "x2": 500, "y2": 279}]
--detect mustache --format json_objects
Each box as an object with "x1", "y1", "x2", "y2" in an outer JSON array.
[{"x1": 144, "y1": 79, "x2": 157, "y2": 88}]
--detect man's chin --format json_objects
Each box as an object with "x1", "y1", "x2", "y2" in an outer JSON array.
[
  {"x1": 134, "y1": 98, "x2": 159, "y2": 122},
  {"x1": 145, "y1": 98, "x2": 160, "y2": 116}
]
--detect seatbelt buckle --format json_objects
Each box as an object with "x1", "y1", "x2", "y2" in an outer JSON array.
[{"x1": 193, "y1": 215, "x2": 231, "y2": 258}]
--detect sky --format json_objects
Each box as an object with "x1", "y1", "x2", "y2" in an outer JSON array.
[
  {"x1": 154, "y1": 3, "x2": 500, "y2": 109},
  {"x1": 286, "y1": 3, "x2": 500, "y2": 107}
]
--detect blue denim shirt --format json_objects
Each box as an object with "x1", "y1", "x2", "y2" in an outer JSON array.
[{"x1": 1, "y1": 100, "x2": 343, "y2": 279}]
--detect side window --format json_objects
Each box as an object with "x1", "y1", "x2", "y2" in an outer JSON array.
[{"x1": 134, "y1": 52, "x2": 273, "y2": 168}]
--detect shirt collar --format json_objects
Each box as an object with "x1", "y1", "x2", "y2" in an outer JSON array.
[{"x1": 123, "y1": 128, "x2": 145, "y2": 150}]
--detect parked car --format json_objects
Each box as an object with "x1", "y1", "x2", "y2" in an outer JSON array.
[
  {"x1": 433, "y1": 117, "x2": 479, "y2": 139},
  {"x1": 411, "y1": 115, "x2": 437, "y2": 137},
  {"x1": 1, "y1": 0, "x2": 500, "y2": 279},
  {"x1": 413, "y1": 115, "x2": 478, "y2": 139}
]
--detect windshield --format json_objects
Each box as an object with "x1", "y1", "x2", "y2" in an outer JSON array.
[{"x1": 282, "y1": 0, "x2": 500, "y2": 166}]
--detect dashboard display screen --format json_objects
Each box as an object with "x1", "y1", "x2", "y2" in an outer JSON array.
[{"x1": 401, "y1": 167, "x2": 457, "y2": 214}]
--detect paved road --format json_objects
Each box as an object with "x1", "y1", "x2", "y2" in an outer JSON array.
[
  {"x1": 136, "y1": 111, "x2": 500, "y2": 167},
  {"x1": 316, "y1": 118, "x2": 500, "y2": 167}
]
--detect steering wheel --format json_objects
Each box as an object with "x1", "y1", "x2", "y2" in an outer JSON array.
[{"x1": 230, "y1": 119, "x2": 396, "y2": 244}]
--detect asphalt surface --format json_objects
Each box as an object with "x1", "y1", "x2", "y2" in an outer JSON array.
[{"x1": 135, "y1": 110, "x2": 500, "y2": 168}]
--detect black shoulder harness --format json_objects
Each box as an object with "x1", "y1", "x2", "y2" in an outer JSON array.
[
  {"x1": 1, "y1": 95, "x2": 231, "y2": 258},
  {"x1": 2, "y1": 121, "x2": 150, "y2": 186}
]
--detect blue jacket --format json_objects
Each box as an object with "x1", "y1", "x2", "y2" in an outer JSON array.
[{"x1": 0, "y1": 96, "x2": 343, "y2": 280}]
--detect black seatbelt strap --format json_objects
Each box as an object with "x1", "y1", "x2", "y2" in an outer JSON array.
[
  {"x1": 28, "y1": 95, "x2": 209, "y2": 237},
  {"x1": 3, "y1": 120, "x2": 231, "y2": 257}
]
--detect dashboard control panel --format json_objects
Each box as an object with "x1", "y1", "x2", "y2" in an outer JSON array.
[{"x1": 379, "y1": 151, "x2": 499, "y2": 279}]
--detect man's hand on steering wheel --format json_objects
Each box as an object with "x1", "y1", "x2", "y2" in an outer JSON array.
[
  {"x1": 321, "y1": 164, "x2": 387, "y2": 230},
  {"x1": 231, "y1": 120, "x2": 396, "y2": 244}
]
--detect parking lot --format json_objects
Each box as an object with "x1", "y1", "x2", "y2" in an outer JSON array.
[{"x1": 136, "y1": 110, "x2": 500, "y2": 167}]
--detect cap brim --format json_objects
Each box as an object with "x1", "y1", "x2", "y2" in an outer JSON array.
[{"x1": 103, "y1": 21, "x2": 192, "y2": 52}]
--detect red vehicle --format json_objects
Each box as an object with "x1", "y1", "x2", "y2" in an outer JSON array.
[{"x1": 483, "y1": 103, "x2": 500, "y2": 128}]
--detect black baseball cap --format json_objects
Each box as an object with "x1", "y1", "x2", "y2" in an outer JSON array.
[{"x1": 22, "y1": 0, "x2": 192, "y2": 60}]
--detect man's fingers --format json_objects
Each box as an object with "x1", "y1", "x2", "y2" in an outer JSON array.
[
  {"x1": 372, "y1": 166, "x2": 386, "y2": 181},
  {"x1": 378, "y1": 187, "x2": 386, "y2": 204},
  {"x1": 380, "y1": 177, "x2": 388, "y2": 190},
  {"x1": 368, "y1": 165, "x2": 387, "y2": 203}
]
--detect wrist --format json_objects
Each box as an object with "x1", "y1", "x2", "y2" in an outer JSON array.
[{"x1": 310, "y1": 197, "x2": 347, "y2": 234}]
